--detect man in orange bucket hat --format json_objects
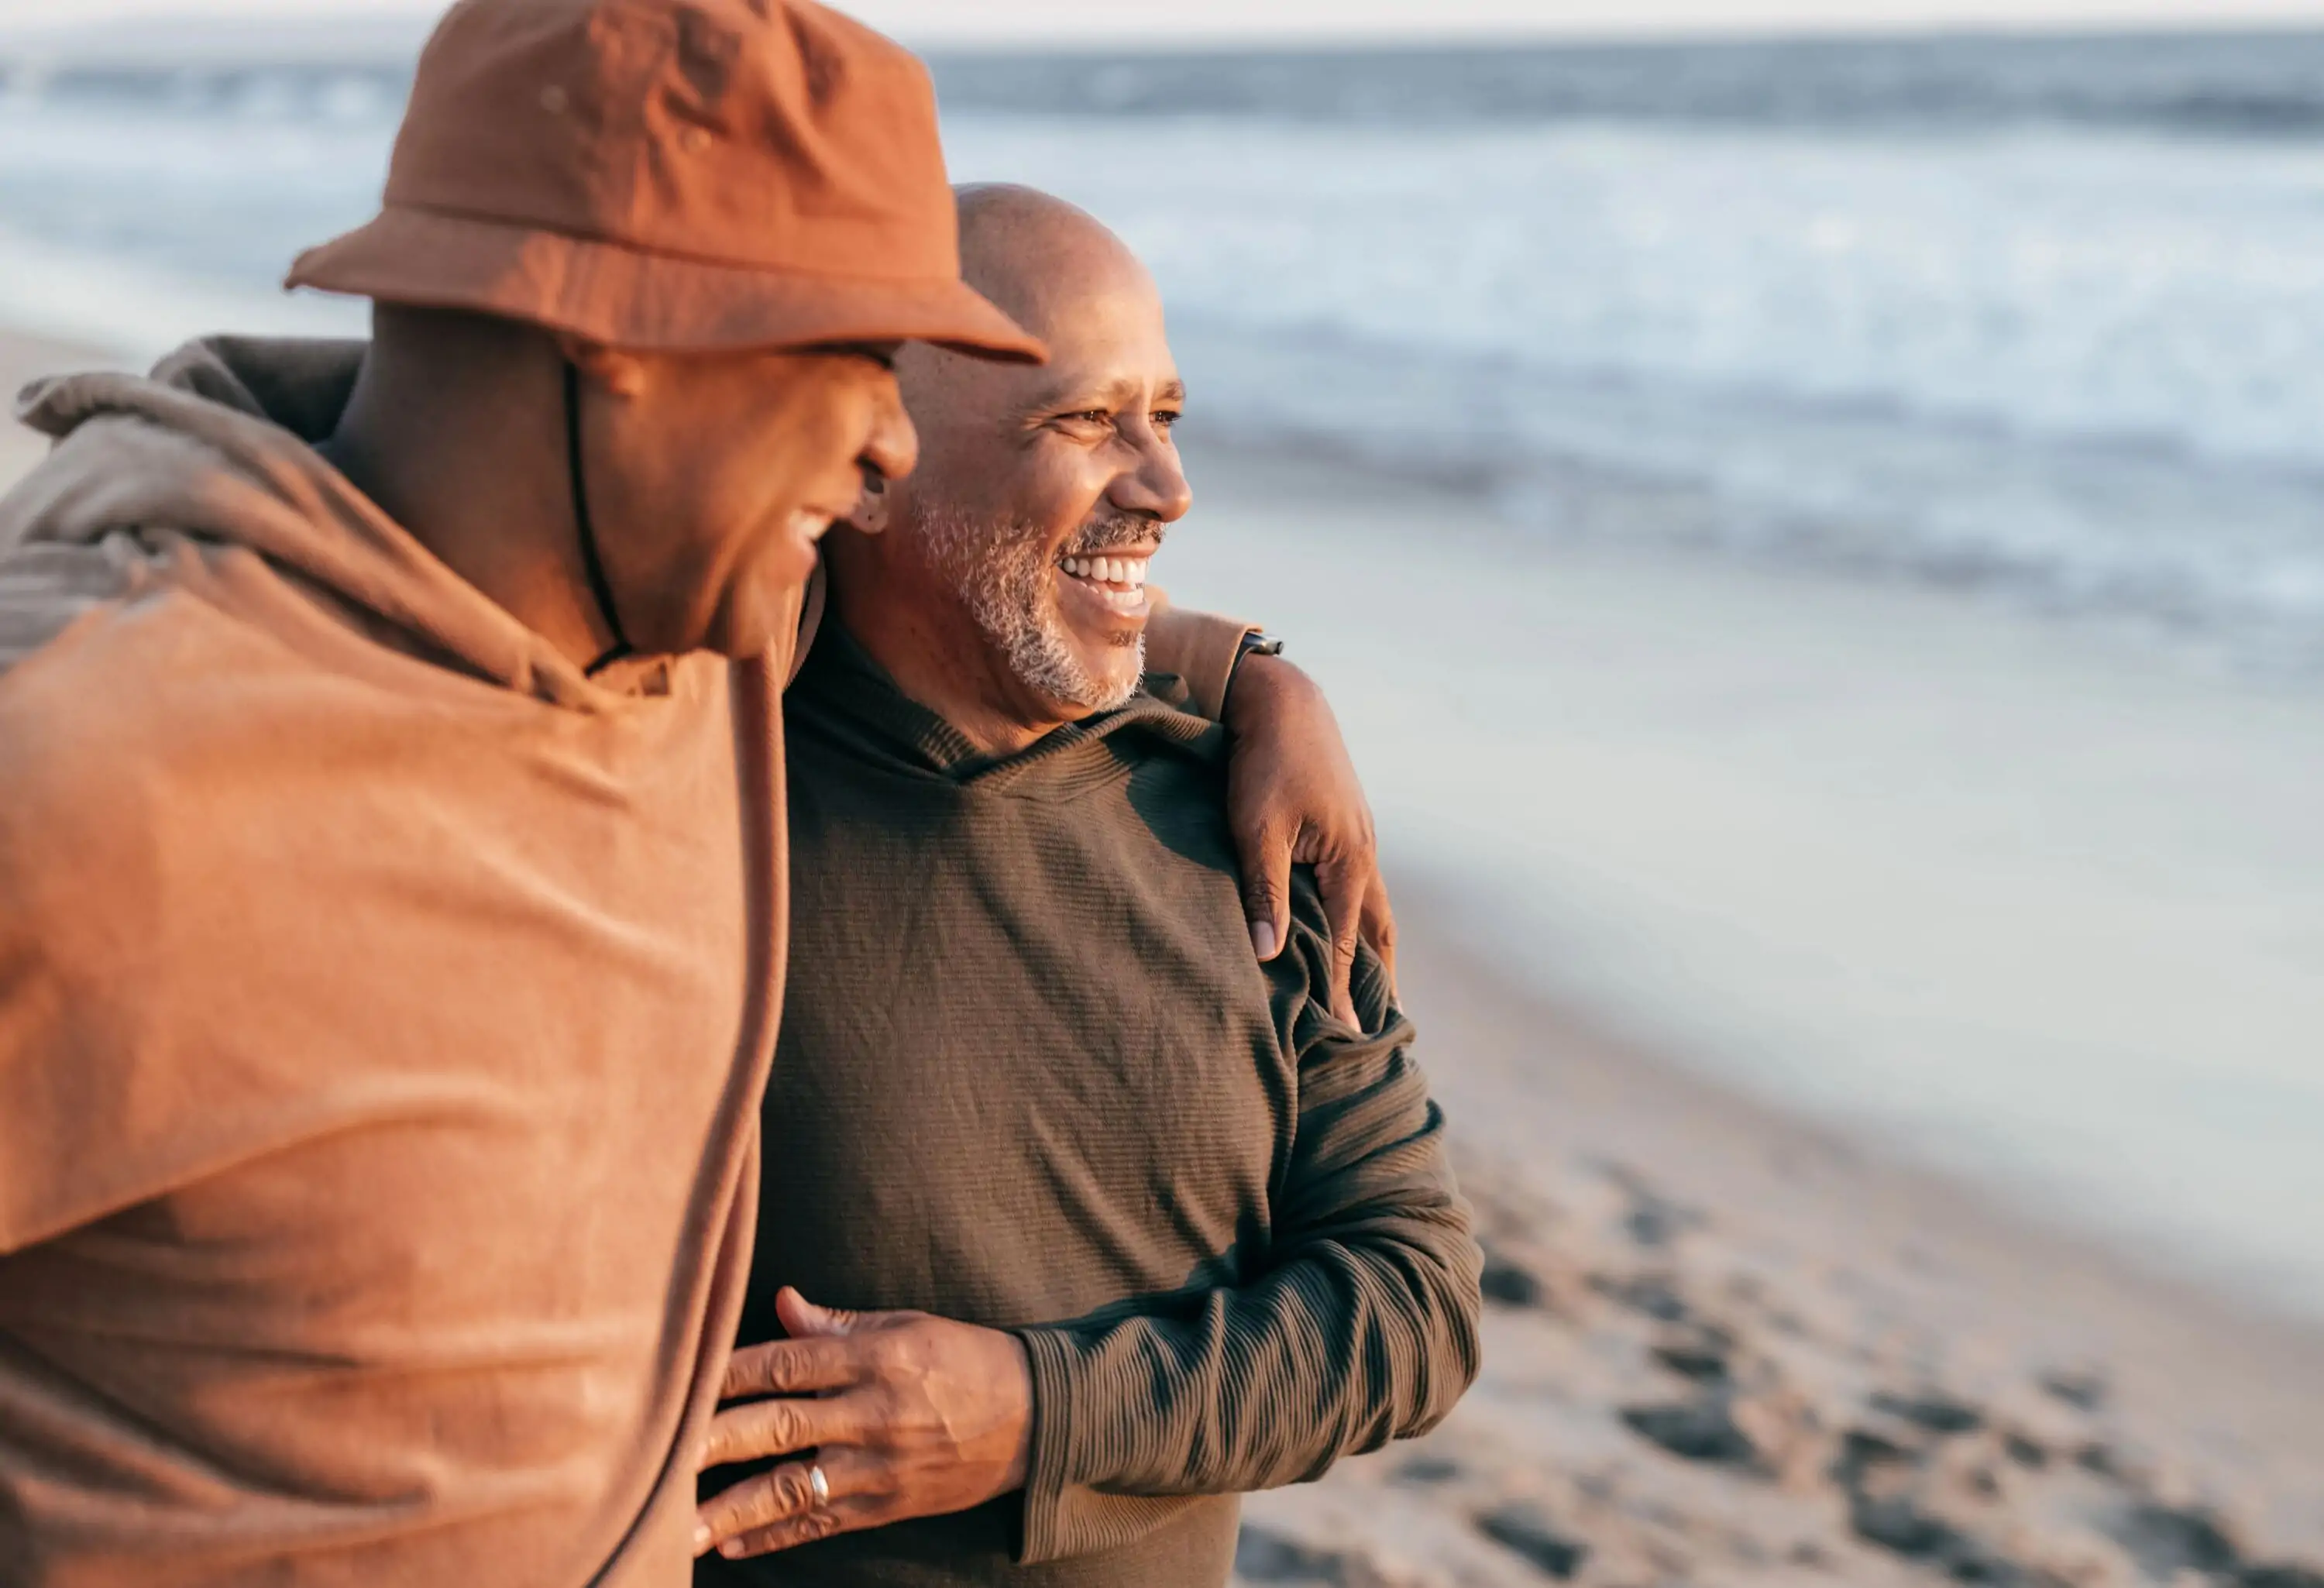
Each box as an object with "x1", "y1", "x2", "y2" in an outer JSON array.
[{"x1": 0, "y1": 2, "x2": 1391, "y2": 1584}]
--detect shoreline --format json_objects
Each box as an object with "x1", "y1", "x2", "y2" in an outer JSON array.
[
  {"x1": 1162, "y1": 432, "x2": 2324, "y2": 1580},
  {"x1": 1237, "y1": 878, "x2": 2324, "y2": 1583},
  {"x1": 1165, "y1": 429, "x2": 2324, "y2": 1325}
]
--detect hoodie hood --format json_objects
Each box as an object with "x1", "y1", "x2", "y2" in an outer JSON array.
[{"x1": 3, "y1": 336, "x2": 631, "y2": 710}]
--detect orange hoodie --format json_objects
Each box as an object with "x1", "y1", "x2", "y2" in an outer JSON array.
[
  {"x1": 0, "y1": 336, "x2": 782, "y2": 1588},
  {"x1": 0, "y1": 337, "x2": 1255, "y2": 1588}
]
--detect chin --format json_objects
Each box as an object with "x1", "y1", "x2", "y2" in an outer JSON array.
[
  {"x1": 1081, "y1": 652, "x2": 1147, "y2": 710},
  {"x1": 706, "y1": 541, "x2": 823, "y2": 658}
]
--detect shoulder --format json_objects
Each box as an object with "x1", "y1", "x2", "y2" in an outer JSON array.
[
  {"x1": 1111, "y1": 687, "x2": 1230, "y2": 782},
  {"x1": 0, "y1": 519, "x2": 152, "y2": 671},
  {"x1": 0, "y1": 576, "x2": 280, "y2": 919},
  {"x1": 1103, "y1": 694, "x2": 1240, "y2": 865}
]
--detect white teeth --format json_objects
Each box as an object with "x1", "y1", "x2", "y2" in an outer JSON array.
[{"x1": 1059, "y1": 552, "x2": 1153, "y2": 589}]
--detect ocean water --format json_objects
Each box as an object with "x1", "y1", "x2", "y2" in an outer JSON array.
[{"x1": 5, "y1": 30, "x2": 2324, "y2": 668}]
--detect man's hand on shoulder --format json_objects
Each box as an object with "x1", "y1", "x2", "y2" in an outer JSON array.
[
  {"x1": 694, "y1": 1288, "x2": 1033, "y2": 1560},
  {"x1": 1224, "y1": 651, "x2": 1397, "y2": 1025}
]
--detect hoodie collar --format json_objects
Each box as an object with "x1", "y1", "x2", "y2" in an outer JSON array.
[{"x1": 786, "y1": 614, "x2": 1218, "y2": 795}]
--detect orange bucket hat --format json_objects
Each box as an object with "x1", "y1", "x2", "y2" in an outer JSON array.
[{"x1": 287, "y1": 0, "x2": 1044, "y2": 363}]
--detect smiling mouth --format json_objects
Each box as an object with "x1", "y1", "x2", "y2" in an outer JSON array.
[
  {"x1": 788, "y1": 506, "x2": 847, "y2": 543},
  {"x1": 1057, "y1": 551, "x2": 1153, "y2": 615}
]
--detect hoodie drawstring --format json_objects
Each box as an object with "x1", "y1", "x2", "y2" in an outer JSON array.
[{"x1": 565, "y1": 362, "x2": 635, "y2": 676}]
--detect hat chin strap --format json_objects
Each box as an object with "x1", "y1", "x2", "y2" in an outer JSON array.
[{"x1": 565, "y1": 361, "x2": 636, "y2": 676}]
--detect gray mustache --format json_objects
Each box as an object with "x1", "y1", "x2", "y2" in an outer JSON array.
[{"x1": 1067, "y1": 516, "x2": 1165, "y2": 556}]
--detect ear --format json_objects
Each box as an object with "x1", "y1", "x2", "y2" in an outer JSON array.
[
  {"x1": 845, "y1": 471, "x2": 892, "y2": 537},
  {"x1": 557, "y1": 335, "x2": 650, "y2": 400}
]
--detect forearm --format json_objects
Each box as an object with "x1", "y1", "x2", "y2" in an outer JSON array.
[
  {"x1": 1014, "y1": 989, "x2": 1482, "y2": 1562},
  {"x1": 1017, "y1": 1199, "x2": 1476, "y2": 1491}
]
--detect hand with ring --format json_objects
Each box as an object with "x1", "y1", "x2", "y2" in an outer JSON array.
[{"x1": 693, "y1": 1287, "x2": 1034, "y2": 1560}]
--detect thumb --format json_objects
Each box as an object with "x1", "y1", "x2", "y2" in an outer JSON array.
[
  {"x1": 775, "y1": 1286, "x2": 863, "y2": 1339},
  {"x1": 1236, "y1": 823, "x2": 1294, "y2": 963}
]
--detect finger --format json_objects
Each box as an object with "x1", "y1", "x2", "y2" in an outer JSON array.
[
  {"x1": 696, "y1": 1446, "x2": 879, "y2": 1556},
  {"x1": 775, "y1": 1285, "x2": 874, "y2": 1339},
  {"x1": 696, "y1": 1384, "x2": 872, "y2": 1472},
  {"x1": 714, "y1": 1497, "x2": 879, "y2": 1560},
  {"x1": 1236, "y1": 821, "x2": 1293, "y2": 963},
  {"x1": 720, "y1": 1332, "x2": 864, "y2": 1400},
  {"x1": 1316, "y1": 854, "x2": 1367, "y2": 1027},
  {"x1": 1361, "y1": 872, "x2": 1399, "y2": 996}
]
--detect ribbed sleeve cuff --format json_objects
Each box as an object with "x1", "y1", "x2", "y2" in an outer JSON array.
[{"x1": 1013, "y1": 1326, "x2": 1085, "y2": 1566}]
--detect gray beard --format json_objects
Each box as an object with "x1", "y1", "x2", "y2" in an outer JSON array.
[{"x1": 910, "y1": 503, "x2": 1151, "y2": 713}]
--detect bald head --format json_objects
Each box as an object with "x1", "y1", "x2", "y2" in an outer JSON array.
[{"x1": 951, "y1": 184, "x2": 1157, "y2": 349}]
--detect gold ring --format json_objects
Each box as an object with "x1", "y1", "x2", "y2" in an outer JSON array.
[{"x1": 808, "y1": 1463, "x2": 830, "y2": 1508}]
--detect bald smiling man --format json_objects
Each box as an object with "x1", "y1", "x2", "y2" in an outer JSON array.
[{"x1": 689, "y1": 187, "x2": 1483, "y2": 1586}]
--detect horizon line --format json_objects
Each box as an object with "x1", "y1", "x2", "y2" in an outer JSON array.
[{"x1": 7, "y1": 10, "x2": 2324, "y2": 62}]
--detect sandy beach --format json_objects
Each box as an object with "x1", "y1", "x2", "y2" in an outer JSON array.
[
  {"x1": 1153, "y1": 441, "x2": 2324, "y2": 1586},
  {"x1": 1161, "y1": 436, "x2": 2324, "y2": 1314},
  {"x1": 1231, "y1": 885, "x2": 2324, "y2": 1586},
  {"x1": 5, "y1": 329, "x2": 2318, "y2": 1586}
]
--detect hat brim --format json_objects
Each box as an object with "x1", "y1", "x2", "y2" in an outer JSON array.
[{"x1": 286, "y1": 205, "x2": 1047, "y2": 364}]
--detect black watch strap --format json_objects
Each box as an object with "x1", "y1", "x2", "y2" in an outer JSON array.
[{"x1": 1222, "y1": 630, "x2": 1283, "y2": 720}]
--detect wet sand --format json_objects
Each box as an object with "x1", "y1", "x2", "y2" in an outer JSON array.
[{"x1": 1231, "y1": 885, "x2": 2324, "y2": 1586}]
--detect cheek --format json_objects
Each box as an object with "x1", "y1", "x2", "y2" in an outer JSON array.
[
  {"x1": 1023, "y1": 462, "x2": 1116, "y2": 558},
  {"x1": 713, "y1": 388, "x2": 857, "y2": 514},
  {"x1": 590, "y1": 412, "x2": 688, "y2": 537}
]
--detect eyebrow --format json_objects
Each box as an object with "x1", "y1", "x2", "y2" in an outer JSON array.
[{"x1": 1027, "y1": 375, "x2": 1188, "y2": 412}]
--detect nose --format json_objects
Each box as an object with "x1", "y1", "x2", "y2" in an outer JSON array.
[
  {"x1": 1111, "y1": 435, "x2": 1193, "y2": 527},
  {"x1": 858, "y1": 379, "x2": 919, "y2": 487}
]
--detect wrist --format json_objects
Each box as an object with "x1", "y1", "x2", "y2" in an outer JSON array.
[
  {"x1": 1221, "y1": 631, "x2": 1287, "y2": 724},
  {"x1": 1224, "y1": 647, "x2": 1307, "y2": 732}
]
